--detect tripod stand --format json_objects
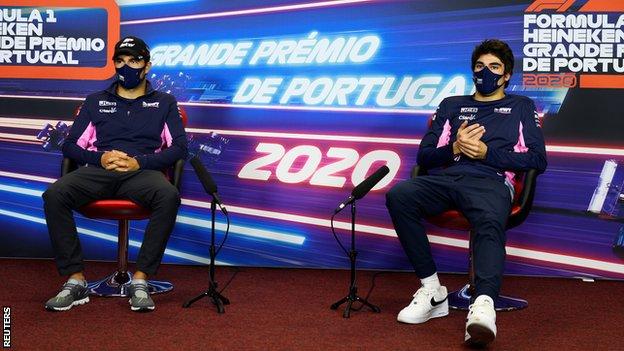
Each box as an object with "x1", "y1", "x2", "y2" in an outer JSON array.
[
  {"x1": 331, "y1": 201, "x2": 381, "y2": 318},
  {"x1": 183, "y1": 200, "x2": 230, "y2": 313}
]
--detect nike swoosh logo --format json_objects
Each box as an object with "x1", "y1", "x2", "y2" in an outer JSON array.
[{"x1": 430, "y1": 296, "x2": 448, "y2": 307}]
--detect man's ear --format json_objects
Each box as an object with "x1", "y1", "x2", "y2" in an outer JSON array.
[
  {"x1": 143, "y1": 61, "x2": 152, "y2": 75},
  {"x1": 504, "y1": 72, "x2": 511, "y2": 83}
]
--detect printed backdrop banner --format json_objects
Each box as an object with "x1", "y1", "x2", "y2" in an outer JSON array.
[{"x1": 1, "y1": 0, "x2": 624, "y2": 279}]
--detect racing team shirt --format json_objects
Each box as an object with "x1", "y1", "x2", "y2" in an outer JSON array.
[
  {"x1": 63, "y1": 81, "x2": 188, "y2": 170},
  {"x1": 417, "y1": 94, "x2": 547, "y2": 197}
]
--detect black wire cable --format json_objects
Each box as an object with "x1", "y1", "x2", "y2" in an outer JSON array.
[
  {"x1": 215, "y1": 205, "x2": 230, "y2": 256},
  {"x1": 330, "y1": 211, "x2": 349, "y2": 256},
  {"x1": 331, "y1": 207, "x2": 387, "y2": 311},
  {"x1": 213, "y1": 205, "x2": 235, "y2": 294},
  {"x1": 218, "y1": 266, "x2": 240, "y2": 294},
  {"x1": 350, "y1": 271, "x2": 385, "y2": 311}
]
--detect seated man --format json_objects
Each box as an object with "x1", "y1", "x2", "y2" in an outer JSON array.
[
  {"x1": 43, "y1": 36, "x2": 188, "y2": 312},
  {"x1": 385, "y1": 39, "x2": 547, "y2": 345}
]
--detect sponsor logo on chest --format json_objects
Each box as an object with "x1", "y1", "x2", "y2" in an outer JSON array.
[
  {"x1": 99, "y1": 107, "x2": 117, "y2": 114},
  {"x1": 458, "y1": 114, "x2": 476, "y2": 121},
  {"x1": 143, "y1": 101, "x2": 159, "y2": 108},
  {"x1": 460, "y1": 107, "x2": 478, "y2": 113},
  {"x1": 98, "y1": 100, "x2": 116, "y2": 107},
  {"x1": 494, "y1": 107, "x2": 512, "y2": 114}
]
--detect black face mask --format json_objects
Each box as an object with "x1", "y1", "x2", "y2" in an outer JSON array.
[
  {"x1": 473, "y1": 66, "x2": 504, "y2": 95},
  {"x1": 116, "y1": 64, "x2": 145, "y2": 89}
]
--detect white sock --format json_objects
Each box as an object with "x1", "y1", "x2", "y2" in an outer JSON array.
[{"x1": 420, "y1": 272, "x2": 441, "y2": 290}]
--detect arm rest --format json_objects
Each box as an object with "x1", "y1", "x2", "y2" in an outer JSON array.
[
  {"x1": 61, "y1": 157, "x2": 78, "y2": 176},
  {"x1": 171, "y1": 158, "x2": 185, "y2": 191},
  {"x1": 507, "y1": 168, "x2": 538, "y2": 229},
  {"x1": 410, "y1": 165, "x2": 428, "y2": 178}
]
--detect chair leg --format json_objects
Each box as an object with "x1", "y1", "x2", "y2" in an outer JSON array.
[
  {"x1": 87, "y1": 220, "x2": 173, "y2": 297},
  {"x1": 447, "y1": 230, "x2": 528, "y2": 311},
  {"x1": 115, "y1": 219, "x2": 130, "y2": 284}
]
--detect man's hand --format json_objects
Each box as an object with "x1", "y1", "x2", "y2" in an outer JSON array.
[
  {"x1": 110, "y1": 157, "x2": 140, "y2": 172},
  {"x1": 453, "y1": 121, "x2": 488, "y2": 159},
  {"x1": 101, "y1": 150, "x2": 126, "y2": 169},
  {"x1": 100, "y1": 150, "x2": 139, "y2": 171}
]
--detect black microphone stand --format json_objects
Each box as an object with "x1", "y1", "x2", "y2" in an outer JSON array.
[
  {"x1": 330, "y1": 200, "x2": 380, "y2": 318},
  {"x1": 183, "y1": 200, "x2": 230, "y2": 313}
]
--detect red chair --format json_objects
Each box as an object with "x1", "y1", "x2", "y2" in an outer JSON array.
[
  {"x1": 411, "y1": 165, "x2": 538, "y2": 311},
  {"x1": 61, "y1": 107, "x2": 188, "y2": 297}
]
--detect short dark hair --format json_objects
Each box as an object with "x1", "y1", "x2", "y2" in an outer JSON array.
[{"x1": 471, "y1": 39, "x2": 514, "y2": 87}]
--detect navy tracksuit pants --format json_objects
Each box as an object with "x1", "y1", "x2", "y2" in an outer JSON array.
[
  {"x1": 43, "y1": 167, "x2": 181, "y2": 277},
  {"x1": 385, "y1": 174, "x2": 512, "y2": 300}
]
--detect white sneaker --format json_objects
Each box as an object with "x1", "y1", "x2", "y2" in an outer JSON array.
[
  {"x1": 397, "y1": 285, "x2": 449, "y2": 324},
  {"x1": 465, "y1": 295, "x2": 497, "y2": 346}
]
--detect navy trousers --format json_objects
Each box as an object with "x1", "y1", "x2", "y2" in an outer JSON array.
[
  {"x1": 385, "y1": 174, "x2": 511, "y2": 300},
  {"x1": 43, "y1": 166, "x2": 181, "y2": 277}
]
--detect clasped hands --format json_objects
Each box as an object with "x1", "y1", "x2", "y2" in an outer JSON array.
[
  {"x1": 100, "y1": 150, "x2": 140, "y2": 172},
  {"x1": 452, "y1": 121, "x2": 488, "y2": 160}
]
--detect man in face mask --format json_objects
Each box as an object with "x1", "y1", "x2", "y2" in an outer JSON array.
[
  {"x1": 386, "y1": 39, "x2": 547, "y2": 346},
  {"x1": 42, "y1": 36, "x2": 188, "y2": 313},
  {"x1": 114, "y1": 36, "x2": 151, "y2": 93}
]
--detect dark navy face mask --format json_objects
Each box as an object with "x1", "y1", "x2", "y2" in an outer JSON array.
[
  {"x1": 116, "y1": 64, "x2": 145, "y2": 89},
  {"x1": 473, "y1": 66, "x2": 504, "y2": 95}
]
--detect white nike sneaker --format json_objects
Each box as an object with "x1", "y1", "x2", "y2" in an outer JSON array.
[
  {"x1": 397, "y1": 285, "x2": 449, "y2": 324},
  {"x1": 465, "y1": 295, "x2": 497, "y2": 346}
]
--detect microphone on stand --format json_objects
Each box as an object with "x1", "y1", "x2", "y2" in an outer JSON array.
[
  {"x1": 184, "y1": 155, "x2": 231, "y2": 313},
  {"x1": 190, "y1": 156, "x2": 228, "y2": 216},
  {"x1": 330, "y1": 164, "x2": 389, "y2": 317},
  {"x1": 334, "y1": 165, "x2": 390, "y2": 213}
]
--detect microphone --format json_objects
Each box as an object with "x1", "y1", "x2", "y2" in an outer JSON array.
[
  {"x1": 334, "y1": 165, "x2": 390, "y2": 213},
  {"x1": 190, "y1": 156, "x2": 228, "y2": 216}
]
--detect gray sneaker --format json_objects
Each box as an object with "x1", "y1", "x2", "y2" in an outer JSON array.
[
  {"x1": 128, "y1": 282, "x2": 155, "y2": 312},
  {"x1": 45, "y1": 279, "x2": 90, "y2": 311}
]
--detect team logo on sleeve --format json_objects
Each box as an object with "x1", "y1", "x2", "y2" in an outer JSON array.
[{"x1": 177, "y1": 104, "x2": 189, "y2": 123}]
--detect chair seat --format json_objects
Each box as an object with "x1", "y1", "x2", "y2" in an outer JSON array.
[
  {"x1": 79, "y1": 199, "x2": 151, "y2": 220},
  {"x1": 428, "y1": 205, "x2": 523, "y2": 231}
]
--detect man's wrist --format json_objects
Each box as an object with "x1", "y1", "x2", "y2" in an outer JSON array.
[
  {"x1": 452, "y1": 141, "x2": 461, "y2": 156},
  {"x1": 134, "y1": 155, "x2": 144, "y2": 169},
  {"x1": 483, "y1": 143, "x2": 495, "y2": 163},
  {"x1": 99, "y1": 152, "x2": 109, "y2": 167},
  {"x1": 479, "y1": 143, "x2": 488, "y2": 159}
]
